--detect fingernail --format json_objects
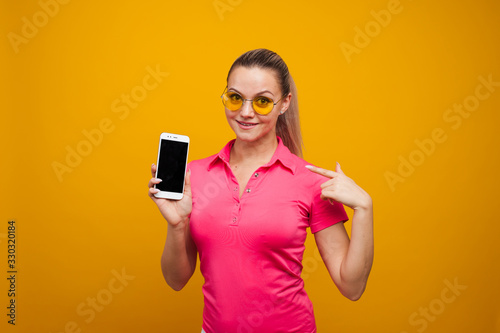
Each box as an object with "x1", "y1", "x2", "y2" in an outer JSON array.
[
  {"x1": 156, "y1": 178, "x2": 162, "y2": 182},
  {"x1": 305, "y1": 165, "x2": 313, "y2": 169}
]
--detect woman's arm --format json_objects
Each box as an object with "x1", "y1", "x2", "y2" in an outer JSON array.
[
  {"x1": 314, "y1": 204, "x2": 373, "y2": 301},
  {"x1": 161, "y1": 218, "x2": 198, "y2": 291},
  {"x1": 306, "y1": 163, "x2": 374, "y2": 301},
  {"x1": 149, "y1": 164, "x2": 197, "y2": 291}
]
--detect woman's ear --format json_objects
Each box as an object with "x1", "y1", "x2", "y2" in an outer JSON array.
[{"x1": 280, "y1": 92, "x2": 292, "y2": 114}]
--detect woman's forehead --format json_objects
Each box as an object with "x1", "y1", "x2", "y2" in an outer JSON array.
[{"x1": 228, "y1": 66, "x2": 280, "y2": 93}]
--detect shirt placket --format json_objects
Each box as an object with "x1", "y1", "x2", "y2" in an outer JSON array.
[
  {"x1": 229, "y1": 180, "x2": 240, "y2": 226},
  {"x1": 229, "y1": 168, "x2": 263, "y2": 226}
]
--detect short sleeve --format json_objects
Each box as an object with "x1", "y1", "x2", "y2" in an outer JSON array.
[{"x1": 309, "y1": 177, "x2": 349, "y2": 233}]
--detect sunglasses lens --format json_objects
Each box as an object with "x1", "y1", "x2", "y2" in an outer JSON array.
[
  {"x1": 221, "y1": 89, "x2": 276, "y2": 115},
  {"x1": 253, "y1": 97, "x2": 273, "y2": 115},
  {"x1": 222, "y1": 92, "x2": 242, "y2": 111}
]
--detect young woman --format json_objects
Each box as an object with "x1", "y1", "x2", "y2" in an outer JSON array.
[{"x1": 148, "y1": 48, "x2": 373, "y2": 333}]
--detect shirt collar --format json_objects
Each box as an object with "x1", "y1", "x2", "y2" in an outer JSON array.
[{"x1": 207, "y1": 136, "x2": 296, "y2": 174}]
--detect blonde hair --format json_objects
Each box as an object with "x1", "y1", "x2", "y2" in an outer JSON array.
[{"x1": 226, "y1": 48, "x2": 303, "y2": 157}]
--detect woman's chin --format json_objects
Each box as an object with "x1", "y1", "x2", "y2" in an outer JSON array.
[
  {"x1": 234, "y1": 130, "x2": 277, "y2": 144},
  {"x1": 235, "y1": 132, "x2": 258, "y2": 142}
]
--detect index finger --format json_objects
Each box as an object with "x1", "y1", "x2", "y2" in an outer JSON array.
[
  {"x1": 305, "y1": 165, "x2": 337, "y2": 179},
  {"x1": 151, "y1": 163, "x2": 157, "y2": 178}
]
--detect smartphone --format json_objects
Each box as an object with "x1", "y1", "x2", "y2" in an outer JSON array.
[{"x1": 154, "y1": 132, "x2": 190, "y2": 200}]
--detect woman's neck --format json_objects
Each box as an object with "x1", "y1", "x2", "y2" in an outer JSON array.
[{"x1": 230, "y1": 135, "x2": 278, "y2": 166}]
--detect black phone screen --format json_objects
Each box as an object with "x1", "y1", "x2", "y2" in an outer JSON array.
[{"x1": 156, "y1": 139, "x2": 189, "y2": 193}]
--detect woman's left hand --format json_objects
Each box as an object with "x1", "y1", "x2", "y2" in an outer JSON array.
[{"x1": 306, "y1": 162, "x2": 372, "y2": 211}]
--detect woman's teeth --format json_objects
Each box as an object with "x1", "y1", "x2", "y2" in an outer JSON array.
[{"x1": 238, "y1": 120, "x2": 257, "y2": 127}]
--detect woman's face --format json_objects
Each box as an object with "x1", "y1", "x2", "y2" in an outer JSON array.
[{"x1": 225, "y1": 66, "x2": 291, "y2": 144}]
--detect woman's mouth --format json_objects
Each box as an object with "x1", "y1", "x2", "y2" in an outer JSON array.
[{"x1": 236, "y1": 120, "x2": 258, "y2": 129}]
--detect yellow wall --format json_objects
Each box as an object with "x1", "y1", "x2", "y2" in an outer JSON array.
[{"x1": 2, "y1": 0, "x2": 500, "y2": 332}]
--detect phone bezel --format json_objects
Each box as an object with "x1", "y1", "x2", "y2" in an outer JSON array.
[{"x1": 154, "y1": 132, "x2": 190, "y2": 200}]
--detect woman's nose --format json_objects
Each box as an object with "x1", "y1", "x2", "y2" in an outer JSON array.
[{"x1": 239, "y1": 100, "x2": 255, "y2": 117}]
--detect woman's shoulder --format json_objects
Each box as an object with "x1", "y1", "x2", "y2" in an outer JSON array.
[
  {"x1": 187, "y1": 139, "x2": 234, "y2": 171},
  {"x1": 187, "y1": 153, "x2": 218, "y2": 170},
  {"x1": 289, "y1": 154, "x2": 332, "y2": 184}
]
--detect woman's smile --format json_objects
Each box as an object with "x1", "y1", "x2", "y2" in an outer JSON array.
[{"x1": 236, "y1": 120, "x2": 258, "y2": 129}]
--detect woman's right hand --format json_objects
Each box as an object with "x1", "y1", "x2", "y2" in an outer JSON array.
[{"x1": 148, "y1": 164, "x2": 193, "y2": 228}]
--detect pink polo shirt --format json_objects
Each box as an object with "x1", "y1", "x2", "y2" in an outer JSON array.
[{"x1": 188, "y1": 136, "x2": 348, "y2": 333}]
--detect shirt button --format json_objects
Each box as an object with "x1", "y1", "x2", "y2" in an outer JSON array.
[
  {"x1": 246, "y1": 188, "x2": 251, "y2": 193},
  {"x1": 234, "y1": 187, "x2": 238, "y2": 191},
  {"x1": 254, "y1": 172, "x2": 259, "y2": 177},
  {"x1": 232, "y1": 217, "x2": 237, "y2": 222}
]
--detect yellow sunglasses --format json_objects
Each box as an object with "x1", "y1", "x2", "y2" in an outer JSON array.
[{"x1": 220, "y1": 86, "x2": 285, "y2": 115}]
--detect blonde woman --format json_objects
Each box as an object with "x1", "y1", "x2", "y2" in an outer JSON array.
[{"x1": 148, "y1": 48, "x2": 374, "y2": 333}]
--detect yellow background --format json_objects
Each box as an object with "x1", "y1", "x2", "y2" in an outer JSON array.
[{"x1": 2, "y1": 0, "x2": 500, "y2": 332}]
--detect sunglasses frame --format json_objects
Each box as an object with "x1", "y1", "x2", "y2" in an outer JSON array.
[{"x1": 220, "y1": 86, "x2": 286, "y2": 115}]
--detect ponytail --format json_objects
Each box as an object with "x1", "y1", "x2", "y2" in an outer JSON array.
[{"x1": 276, "y1": 75, "x2": 303, "y2": 157}]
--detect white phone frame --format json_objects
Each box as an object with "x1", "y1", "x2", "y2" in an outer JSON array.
[{"x1": 154, "y1": 132, "x2": 190, "y2": 200}]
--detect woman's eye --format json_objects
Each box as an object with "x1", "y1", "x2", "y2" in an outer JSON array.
[
  {"x1": 229, "y1": 93, "x2": 242, "y2": 101},
  {"x1": 255, "y1": 97, "x2": 271, "y2": 105}
]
